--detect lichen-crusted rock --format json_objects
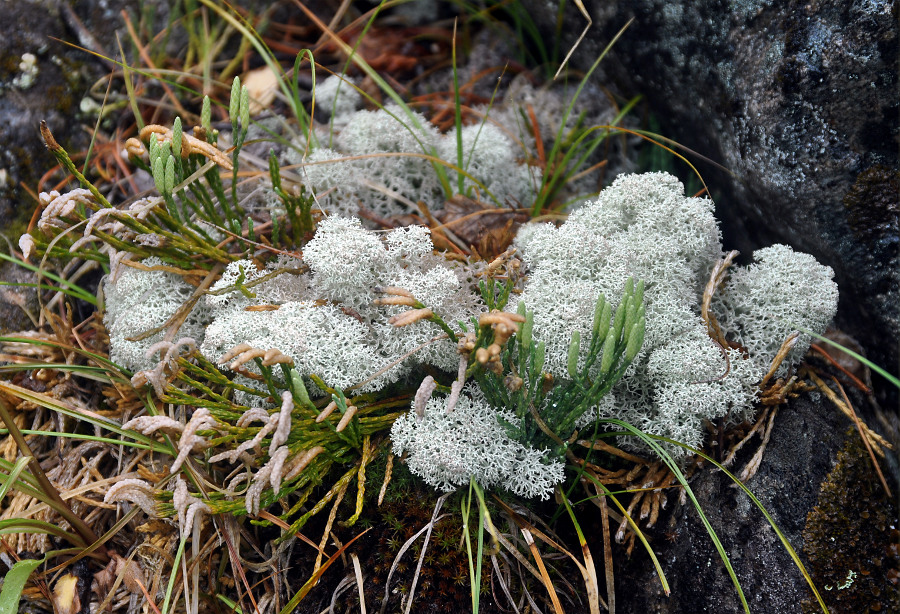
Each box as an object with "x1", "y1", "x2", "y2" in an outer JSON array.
[
  {"x1": 0, "y1": 0, "x2": 151, "y2": 236},
  {"x1": 522, "y1": 0, "x2": 899, "y2": 391}
]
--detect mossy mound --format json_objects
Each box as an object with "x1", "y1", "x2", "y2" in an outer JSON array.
[{"x1": 802, "y1": 431, "x2": 899, "y2": 613}]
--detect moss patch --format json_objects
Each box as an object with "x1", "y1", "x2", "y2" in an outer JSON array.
[{"x1": 802, "y1": 431, "x2": 899, "y2": 613}]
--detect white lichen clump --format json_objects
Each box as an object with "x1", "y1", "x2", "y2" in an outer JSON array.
[
  {"x1": 514, "y1": 172, "x2": 838, "y2": 453},
  {"x1": 314, "y1": 75, "x2": 361, "y2": 122},
  {"x1": 300, "y1": 105, "x2": 540, "y2": 220},
  {"x1": 103, "y1": 257, "x2": 210, "y2": 372},
  {"x1": 101, "y1": 170, "x2": 839, "y2": 497},
  {"x1": 391, "y1": 385, "x2": 564, "y2": 499},
  {"x1": 199, "y1": 218, "x2": 482, "y2": 392},
  {"x1": 713, "y1": 244, "x2": 839, "y2": 371}
]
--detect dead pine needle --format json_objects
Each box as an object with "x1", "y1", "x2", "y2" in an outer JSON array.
[{"x1": 832, "y1": 376, "x2": 893, "y2": 499}]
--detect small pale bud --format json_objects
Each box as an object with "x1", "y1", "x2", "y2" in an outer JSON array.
[
  {"x1": 220, "y1": 342, "x2": 252, "y2": 363},
  {"x1": 373, "y1": 295, "x2": 418, "y2": 307},
  {"x1": 475, "y1": 347, "x2": 490, "y2": 364},
  {"x1": 316, "y1": 401, "x2": 339, "y2": 423},
  {"x1": 336, "y1": 405, "x2": 358, "y2": 432},
  {"x1": 229, "y1": 76, "x2": 241, "y2": 123},
  {"x1": 201, "y1": 95, "x2": 211, "y2": 131},
  {"x1": 18, "y1": 233, "x2": 35, "y2": 260},
  {"x1": 388, "y1": 308, "x2": 433, "y2": 327},
  {"x1": 567, "y1": 330, "x2": 581, "y2": 379},
  {"x1": 504, "y1": 375, "x2": 524, "y2": 392},
  {"x1": 376, "y1": 286, "x2": 415, "y2": 298},
  {"x1": 493, "y1": 322, "x2": 512, "y2": 345},
  {"x1": 599, "y1": 330, "x2": 617, "y2": 374},
  {"x1": 284, "y1": 446, "x2": 325, "y2": 482},
  {"x1": 414, "y1": 376, "x2": 437, "y2": 418},
  {"x1": 125, "y1": 137, "x2": 145, "y2": 158}
]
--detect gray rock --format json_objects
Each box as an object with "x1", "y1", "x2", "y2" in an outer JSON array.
[
  {"x1": 522, "y1": 0, "x2": 899, "y2": 393},
  {"x1": 0, "y1": 260, "x2": 39, "y2": 333},
  {"x1": 613, "y1": 392, "x2": 849, "y2": 613},
  {"x1": 0, "y1": 0, "x2": 174, "y2": 238}
]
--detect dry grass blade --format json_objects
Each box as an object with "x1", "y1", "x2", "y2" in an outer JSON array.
[
  {"x1": 219, "y1": 515, "x2": 261, "y2": 614},
  {"x1": 404, "y1": 493, "x2": 449, "y2": 614},
  {"x1": 491, "y1": 523, "x2": 543, "y2": 582},
  {"x1": 279, "y1": 529, "x2": 372, "y2": 614},
  {"x1": 374, "y1": 494, "x2": 451, "y2": 614},
  {"x1": 120, "y1": 10, "x2": 189, "y2": 118},
  {"x1": 376, "y1": 453, "x2": 393, "y2": 506},
  {"x1": 722, "y1": 407, "x2": 770, "y2": 467},
  {"x1": 809, "y1": 343, "x2": 871, "y2": 393},
  {"x1": 494, "y1": 496, "x2": 599, "y2": 611},
  {"x1": 0, "y1": 394, "x2": 106, "y2": 557},
  {"x1": 735, "y1": 406, "x2": 778, "y2": 483},
  {"x1": 701, "y1": 250, "x2": 738, "y2": 348},
  {"x1": 759, "y1": 332, "x2": 799, "y2": 390},
  {"x1": 314, "y1": 478, "x2": 350, "y2": 574},
  {"x1": 520, "y1": 527, "x2": 564, "y2": 614},
  {"x1": 598, "y1": 493, "x2": 614, "y2": 614},
  {"x1": 553, "y1": 0, "x2": 592, "y2": 80},
  {"x1": 351, "y1": 553, "x2": 367, "y2": 614},
  {"x1": 576, "y1": 437, "x2": 649, "y2": 465}
]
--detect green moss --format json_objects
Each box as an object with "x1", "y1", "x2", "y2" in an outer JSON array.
[{"x1": 802, "y1": 431, "x2": 899, "y2": 613}]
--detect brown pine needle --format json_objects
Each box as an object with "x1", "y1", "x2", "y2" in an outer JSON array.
[
  {"x1": 806, "y1": 369, "x2": 891, "y2": 454},
  {"x1": 832, "y1": 376, "x2": 892, "y2": 499},
  {"x1": 526, "y1": 104, "x2": 546, "y2": 167},
  {"x1": 809, "y1": 343, "x2": 871, "y2": 393}
]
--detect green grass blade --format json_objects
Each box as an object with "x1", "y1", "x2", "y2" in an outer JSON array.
[
  {"x1": 558, "y1": 491, "x2": 603, "y2": 612},
  {"x1": 0, "y1": 555, "x2": 46, "y2": 614},
  {"x1": 0, "y1": 336, "x2": 127, "y2": 374},
  {"x1": 658, "y1": 437, "x2": 831, "y2": 614},
  {"x1": 161, "y1": 535, "x2": 187, "y2": 614},
  {"x1": 198, "y1": 0, "x2": 309, "y2": 140},
  {"x1": 0, "y1": 252, "x2": 98, "y2": 306},
  {"x1": 0, "y1": 381, "x2": 170, "y2": 451},
  {"x1": 802, "y1": 328, "x2": 900, "y2": 389},
  {"x1": 532, "y1": 18, "x2": 633, "y2": 215},
  {"x1": 0, "y1": 457, "x2": 42, "y2": 491},
  {"x1": 602, "y1": 418, "x2": 750, "y2": 612},
  {"x1": 292, "y1": 0, "x2": 454, "y2": 197},
  {"x1": 0, "y1": 518, "x2": 85, "y2": 544},
  {"x1": 461, "y1": 480, "x2": 483, "y2": 614},
  {"x1": 0, "y1": 429, "x2": 164, "y2": 451},
  {"x1": 0, "y1": 456, "x2": 31, "y2": 502}
]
